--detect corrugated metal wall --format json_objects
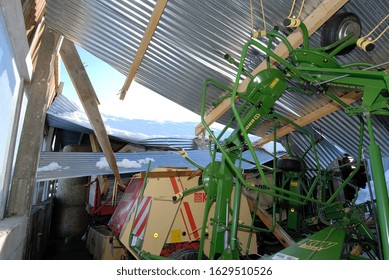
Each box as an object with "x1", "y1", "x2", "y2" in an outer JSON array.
[{"x1": 36, "y1": 149, "x2": 276, "y2": 181}]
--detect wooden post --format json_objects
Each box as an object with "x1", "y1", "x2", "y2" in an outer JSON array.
[
  {"x1": 89, "y1": 134, "x2": 109, "y2": 196},
  {"x1": 60, "y1": 38, "x2": 123, "y2": 186}
]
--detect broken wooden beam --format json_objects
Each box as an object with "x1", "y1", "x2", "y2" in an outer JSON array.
[
  {"x1": 60, "y1": 38, "x2": 123, "y2": 186},
  {"x1": 119, "y1": 0, "x2": 168, "y2": 100}
]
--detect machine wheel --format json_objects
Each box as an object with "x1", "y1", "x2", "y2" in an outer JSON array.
[
  {"x1": 277, "y1": 158, "x2": 304, "y2": 173},
  {"x1": 321, "y1": 12, "x2": 361, "y2": 55},
  {"x1": 169, "y1": 248, "x2": 207, "y2": 260}
]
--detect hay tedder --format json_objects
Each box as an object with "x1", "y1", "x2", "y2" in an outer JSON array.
[{"x1": 107, "y1": 13, "x2": 389, "y2": 260}]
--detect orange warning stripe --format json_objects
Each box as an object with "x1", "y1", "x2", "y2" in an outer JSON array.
[
  {"x1": 179, "y1": 208, "x2": 191, "y2": 241},
  {"x1": 169, "y1": 176, "x2": 199, "y2": 240},
  {"x1": 170, "y1": 176, "x2": 180, "y2": 193},
  {"x1": 170, "y1": 176, "x2": 192, "y2": 240},
  {"x1": 177, "y1": 175, "x2": 185, "y2": 191},
  {"x1": 183, "y1": 201, "x2": 199, "y2": 239},
  {"x1": 132, "y1": 196, "x2": 152, "y2": 237}
]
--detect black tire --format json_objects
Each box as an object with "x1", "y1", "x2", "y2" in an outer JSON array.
[
  {"x1": 277, "y1": 158, "x2": 304, "y2": 173},
  {"x1": 169, "y1": 248, "x2": 207, "y2": 260},
  {"x1": 321, "y1": 12, "x2": 361, "y2": 55}
]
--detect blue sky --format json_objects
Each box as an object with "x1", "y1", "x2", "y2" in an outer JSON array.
[
  {"x1": 60, "y1": 46, "x2": 202, "y2": 123},
  {"x1": 57, "y1": 46, "x2": 274, "y2": 145}
]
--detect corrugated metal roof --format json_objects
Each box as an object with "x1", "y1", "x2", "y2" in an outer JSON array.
[
  {"x1": 284, "y1": 125, "x2": 347, "y2": 177},
  {"x1": 313, "y1": 105, "x2": 389, "y2": 158},
  {"x1": 281, "y1": 105, "x2": 389, "y2": 177},
  {"x1": 45, "y1": 0, "x2": 389, "y2": 167},
  {"x1": 36, "y1": 149, "x2": 279, "y2": 182},
  {"x1": 46, "y1": 0, "x2": 388, "y2": 119},
  {"x1": 45, "y1": 0, "x2": 319, "y2": 120}
]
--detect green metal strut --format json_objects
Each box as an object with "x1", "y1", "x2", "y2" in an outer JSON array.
[{"x1": 366, "y1": 115, "x2": 389, "y2": 259}]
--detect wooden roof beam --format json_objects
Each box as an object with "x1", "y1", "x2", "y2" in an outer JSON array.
[
  {"x1": 60, "y1": 38, "x2": 124, "y2": 187},
  {"x1": 252, "y1": 91, "x2": 362, "y2": 148},
  {"x1": 195, "y1": 0, "x2": 349, "y2": 136},
  {"x1": 119, "y1": 0, "x2": 168, "y2": 100}
]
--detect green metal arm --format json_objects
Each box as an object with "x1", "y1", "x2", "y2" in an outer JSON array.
[
  {"x1": 201, "y1": 74, "x2": 329, "y2": 207},
  {"x1": 197, "y1": 19, "x2": 389, "y2": 260}
]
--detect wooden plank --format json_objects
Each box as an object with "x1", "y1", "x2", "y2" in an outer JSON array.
[
  {"x1": 22, "y1": 0, "x2": 46, "y2": 42},
  {"x1": 53, "y1": 36, "x2": 64, "y2": 94},
  {"x1": 244, "y1": 190, "x2": 295, "y2": 248},
  {"x1": 29, "y1": 17, "x2": 45, "y2": 70},
  {"x1": 119, "y1": 0, "x2": 168, "y2": 100},
  {"x1": 60, "y1": 38, "x2": 123, "y2": 187},
  {"x1": 195, "y1": 0, "x2": 349, "y2": 136},
  {"x1": 252, "y1": 91, "x2": 362, "y2": 148}
]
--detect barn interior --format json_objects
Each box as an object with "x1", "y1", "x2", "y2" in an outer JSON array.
[{"x1": 0, "y1": 0, "x2": 389, "y2": 261}]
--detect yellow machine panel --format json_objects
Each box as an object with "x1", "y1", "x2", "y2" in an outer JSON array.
[{"x1": 111, "y1": 167, "x2": 258, "y2": 259}]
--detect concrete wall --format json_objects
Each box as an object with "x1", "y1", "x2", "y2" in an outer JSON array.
[
  {"x1": 0, "y1": 2, "x2": 23, "y2": 219},
  {"x1": 0, "y1": 216, "x2": 28, "y2": 259},
  {"x1": 0, "y1": 1, "x2": 31, "y2": 260}
]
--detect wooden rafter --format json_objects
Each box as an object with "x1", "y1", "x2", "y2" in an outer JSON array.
[
  {"x1": 119, "y1": 0, "x2": 168, "y2": 100},
  {"x1": 244, "y1": 190, "x2": 295, "y2": 248},
  {"x1": 195, "y1": 0, "x2": 350, "y2": 137},
  {"x1": 60, "y1": 38, "x2": 123, "y2": 186},
  {"x1": 252, "y1": 91, "x2": 363, "y2": 148}
]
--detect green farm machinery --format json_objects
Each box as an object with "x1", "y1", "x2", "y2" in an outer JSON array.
[
  {"x1": 195, "y1": 13, "x2": 389, "y2": 260},
  {"x1": 112, "y1": 12, "x2": 389, "y2": 260}
]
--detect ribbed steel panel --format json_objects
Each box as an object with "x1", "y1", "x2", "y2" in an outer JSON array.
[
  {"x1": 285, "y1": 125, "x2": 345, "y2": 177},
  {"x1": 46, "y1": 0, "x2": 320, "y2": 118},
  {"x1": 46, "y1": 0, "x2": 388, "y2": 122},
  {"x1": 314, "y1": 106, "x2": 389, "y2": 158},
  {"x1": 36, "y1": 149, "x2": 277, "y2": 182},
  {"x1": 50, "y1": 94, "x2": 79, "y2": 114},
  {"x1": 285, "y1": 111, "x2": 389, "y2": 178},
  {"x1": 45, "y1": 0, "x2": 389, "y2": 172}
]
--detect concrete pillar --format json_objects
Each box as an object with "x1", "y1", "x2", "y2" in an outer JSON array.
[
  {"x1": 52, "y1": 144, "x2": 91, "y2": 239},
  {"x1": 6, "y1": 27, "x2": 59, "y2": 259},
  {"x1": 7, "y1": 27, "x2": 58, "y2": 217},
  {"x1": 0, "y1": 216, "x2": 28, "y2": 259}
]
